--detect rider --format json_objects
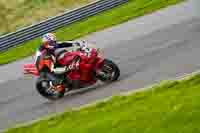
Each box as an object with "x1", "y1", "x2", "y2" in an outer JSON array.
[
  {"x1": 37, "y1": 32, "x2": 95, "y2": 88},
  {"x1": 38, "y1": 33, "x2": 94, "y2": 72}
]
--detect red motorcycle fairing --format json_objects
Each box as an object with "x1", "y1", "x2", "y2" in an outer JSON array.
[{"x1": 58, "y1": 49, "x2": 104, "y2": 84}]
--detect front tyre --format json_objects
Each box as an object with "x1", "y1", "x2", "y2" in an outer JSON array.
[
  {"x1": 98, "y1": 59, "x2": 120, "y2": 82},
  {"x1": 36, "y1": 77, "x2": 65, "y2": 100}
]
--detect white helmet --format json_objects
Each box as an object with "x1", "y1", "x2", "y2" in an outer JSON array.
[{"x1": 42, "y1": 33, "x2": 57, "y2": 48}]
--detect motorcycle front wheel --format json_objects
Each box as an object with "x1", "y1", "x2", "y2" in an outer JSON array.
[{"x1": 98, "y1": 59, "x2": 120, "y2": 82}]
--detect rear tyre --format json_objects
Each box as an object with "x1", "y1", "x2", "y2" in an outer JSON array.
[
  {"x1": 98, "y1": 59, "x2": 120, "y2": 82},
  {"x1": 36, "y1": 77, "x2": 65, "y2": 100}
]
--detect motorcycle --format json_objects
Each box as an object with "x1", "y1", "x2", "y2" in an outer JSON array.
[{"x1": 23, "y1": 48, "x2": 120, "y2": 100}]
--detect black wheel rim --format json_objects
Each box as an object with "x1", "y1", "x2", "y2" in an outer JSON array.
[
  {"x1": 37, "y1": 80, "x2": 63, "y2": 99},
  {"x1": 102, "y1": 64, "x2": 115, "y2": 80}
]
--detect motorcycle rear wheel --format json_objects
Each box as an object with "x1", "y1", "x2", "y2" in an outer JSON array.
[{"x1": 36, "y1": 77, "x2": 65, "y2": 100}]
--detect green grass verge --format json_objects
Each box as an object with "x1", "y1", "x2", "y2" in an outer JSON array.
[
  {"x1": 5, "y1": 73, "x2": 200, "y2": 133},
  {"x1": 0, "y1": 0, "x2": 184, "y2": 65}
]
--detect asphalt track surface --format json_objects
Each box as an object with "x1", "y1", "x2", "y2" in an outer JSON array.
[{"x1": 0, "y1": 0, "x2": 200, "y2": 131}]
